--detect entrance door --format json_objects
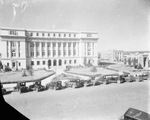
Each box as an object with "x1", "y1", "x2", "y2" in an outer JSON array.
[
  {"x1": 12, "y1": 62, "x2": 15, "y2": 68},
  {"x1": 48, "y1": 60, "x2": 51, "y2": 69}
]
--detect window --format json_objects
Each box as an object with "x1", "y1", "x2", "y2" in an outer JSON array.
[
  {"x1": 53, "y1": 50, "x2": 56, "y2": 56},
  {"x1": 64, "y1": 34, "x2": 66, "y2": 37},
  {"x1": 10, "y1": 30, "x2": 17, "y2": 35},
  {"x1": 36, "y1": 33, "x2": 39, "y2": 36},
  {"x1": 30, "y1": 32, "x2": 33, "y2": 36},
  {"x1": 69, "y1": 60, "x2": 71, "y2": 64},
  {"x1": 73, "y1": 50, "x2": 76, "y2": 56},
  {"x1": 48, "y1": 50, "x2": 51, "y2": 56},
  {"x1": 74, "y1": 60, "x2": 76, "y2": 64},
  {"x1": 64, "y1": 60, "x2": 67, "y2": 64},
  {"x1": 69, "y1": 50, "x2": 71, "y2": 56},
  {"x1": 31, "y1": 52, "x2": 34, "y2": 57},
  {"x1": 42, "y1": 43, "x2": 45, "y2": 47},
  {"x1": 7, "y1": 63, "x2": 9, "y2": 66},
  {"x1": 43, "y1": 61, "x2": 45, "y2": 65},
  {"x1": 19, "y1": 62, "x2": 21, "y2": 66},
  {"x1": 31, "y1": 61, "x2": 34, "y2": 65},
  {"x1": 59, "y1": 34, "x2": 61, "y2": 37},
  {"x1": 48, "y1": 33, "x2": 50, "y2": 36},
  {"x1": 53, "y1": 33, "x2": 55, "y2": 37},
  {"x1": 69, "y1": 34, "x2": 71, "y2": 37},
  {"x1": 12, "y1": 62, "x2": 15, "y2": 67},
  {"x1": 42, "y1": 51, "x2": 45, "y2": 56},
  {"x1": 42, "y1": 33, "x2": 44, "y2": 36},
  {"x1": 58, "y1": 50, "x2": 61, "y2": 56},
  {"x1": 37, "y1": 61, "x2": 40, "y2": 65},
  {"x1": 87, "y1": 34, "x2": 92, "y2": 37},
  {"x1": 74, "y1": 34, "x2": 76, "y2": 37}
]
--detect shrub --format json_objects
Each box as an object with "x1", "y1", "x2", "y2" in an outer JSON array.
[
  {"x1": 66, "y1": 65, "x2": 72, "y2": 70},
  {"x1": 22, "y1": 70, "x2": 27, "y2": 77}
]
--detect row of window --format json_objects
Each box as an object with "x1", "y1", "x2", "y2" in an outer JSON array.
[
  {"x1": 30, "y1": 32, "x2": 77, "y2": 38},
  {"x1": 30, "y1": 42, "x2": 77, "y2": 48},
  {"x1": 30, "y1": 50, "x2": 77, "y2": 57},
  {"x1": 7, "y1": 41, "x2": 21, "y2": 58},
  {"x1": 31, "y1": 59, "x2": 77, "y2": 66},
  {"x1": 8, "y1": 30, "x2": 93, "y2": 38},
  {"x1": 7, "y1": 62, "x2": 21, "y2": 67}
]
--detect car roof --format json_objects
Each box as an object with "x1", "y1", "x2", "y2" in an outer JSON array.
[{"x1": 124, "y1": 108, "x2": 150, "y2": 120}]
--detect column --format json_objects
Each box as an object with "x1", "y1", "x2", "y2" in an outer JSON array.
[
  {"x1": 8, "y1": 41, "x2": 12, "y2": 58},
  {"x1": 90, "y1": 42, "x2": 92, "y2": 56},
  {"x1": 34, "y1": 42, "x2": 36, "y2": 58},
  {"x1": 15, "y1": 42, "x2": 18, "y2": 58},
  {"x1": 56, "y1": 42, "x2": 58, "y2": 57},
  {"x1": 39, "y1": 42, "x2": 42, "y2": 57},
  {"x1": 71, "y1": 42, "x2": 73, "y2": 57},
  {"x1": 45, "y1": 42, "x2": 48, "y2": 58},
  {"x1": 85, "y1": 42, "x2": 87, "y2": 56},
  {"x1": 61, "y1": 42, "x2": 63, "y2": 57},
  {"x1": 28, "y1": 42, "x2": 30, "y2": 58},
  {"x1": 76, "y1": 42, "x2": 78, "y2": 57},
  {"x1": 92, "y1": 42, "x2": 94, "y2": 56},
  {"x1": 66, "y1": 42, "x2": 68, "y2": 57},
  {"x1": 51, "y1": 42, "x2": 53, "y2": 57}
]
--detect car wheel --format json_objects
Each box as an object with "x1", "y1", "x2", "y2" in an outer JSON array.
[
  {"x1": 117, "y1": 80, "x2": 121, "y2": 84},
  {"x1": 84, "y1": 83, "x2": 87, "y2": 87},
  {"x1": 72, "y1": 84, "x2": 76, "y2": 89},
  {"x1": 103, "y1": 81, "x2": 107, "y2": 85},
  {"x1": 36, "y1": 88, "x2": 38, "y2": 92},
  {"x1": 19, "y1": 89, "x2": 22, "y2": 94},
  {"x1": 136, "y1": 79, "x2": 139, "y2": 82}
]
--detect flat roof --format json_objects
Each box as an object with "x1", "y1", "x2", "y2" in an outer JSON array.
[{"x1": 0, "y1": 27, "x2": 98, "y2": 34}]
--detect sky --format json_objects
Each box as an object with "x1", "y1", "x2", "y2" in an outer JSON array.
[{"x1": 0, "y1": 0, "x2": 150, "y2": 52}]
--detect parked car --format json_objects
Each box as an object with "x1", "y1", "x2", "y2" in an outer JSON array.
[
  {"x1": 99, "y1": 74, "x2": 126, "y2": 84},
  {"x1": 90, "y1": 76, "x2": 102, "y2": 86},
  {"x1": 1, "y1": 82, "x2": 6, "y2": 95},
  {"x1": 142, "y1": 72, "x2": 149, "y2": 80},
  {"x1": 119, "y1": 107, "x2": 150, "y2": 120},
  {"x1": 130, "y1": 72, "x2": 144, "y2": 82},
  {"x1": 46, "y1": 81, "x2": 62, "y2": 90},
  {"x1": 121, "y1": 74, "x2": 134, "y2": 82},
  {"x1": 65, "y1": 78, "x2": 84, "y2": 88},
  {"x1": 29, "y1": 81, "x2": 46, "y2": 92},
  {"x1": 14, "y1": 82, "x2": 29, "y2": 93}
]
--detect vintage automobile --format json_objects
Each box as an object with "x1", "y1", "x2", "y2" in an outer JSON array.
[
  {"x1": 98, "y1": 74, "x2": 126, "y2": 84},
  {"x1": 29, "y1": 81, "x2": 46, "y2": 92},
  {"x1": 142, "y1": 72, "x2": 149, "y2": 80},
  {"x1": 65, "y1": 78, "x2": 84, "y2": 88},
  {"x1": 120, "y1": 74, "x2": 135, "y2": 83},
  {"x1": 130, "y1": 72, "x2": 144, "y2": 82},
  {"x1": 119, "y1": 108, "x2": 150, "y2": 120},
  {"x1": 1, "y1": 82, "x2": 7, "y2": 95},
  {"x1": 89, "y1": 76, "x2": 102, "y2": 86},
  {"x1": 46, "y1": 81, "x2": 62, "y2": 90},
  {"x1": 14, "y1": 82, "x2": 29, "y2": 93}
]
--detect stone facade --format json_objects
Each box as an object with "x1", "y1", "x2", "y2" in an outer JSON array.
[{"x1": 0, "y1": 27, "x2": 98, "y2": 70}]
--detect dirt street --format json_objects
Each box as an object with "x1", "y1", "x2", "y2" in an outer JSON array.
[{"x1": 3, "y1": 80, "x2": 150, "y2": 120}]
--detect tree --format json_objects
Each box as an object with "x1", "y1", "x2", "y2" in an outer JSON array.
[
  {"x1": 83, "y1": 57, "x2": 87, "y2": 66},
  {"x1": 90, "y1": 66, "x2": 97, "y2": 76},
  {"x1": 124, "y1": 58, "x2": 127, "y2": 65},
  {"x1": 133, "y1": 58, "x2": 138, "y2": 68},
  {"x1": 128, "y1": 58, "x2": 131, "y2": 66},
  {"x1": 0, "y1": 61, "x2": 3, "y2": 70}
]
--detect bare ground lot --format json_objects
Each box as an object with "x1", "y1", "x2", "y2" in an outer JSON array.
[{"x1": 3, "y1": 80, "x2": 150, "y2": 120}]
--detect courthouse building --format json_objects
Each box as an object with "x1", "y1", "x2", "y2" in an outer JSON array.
[{"x1": 0, "y1": 27, "x2": 98, "y2": 70}]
